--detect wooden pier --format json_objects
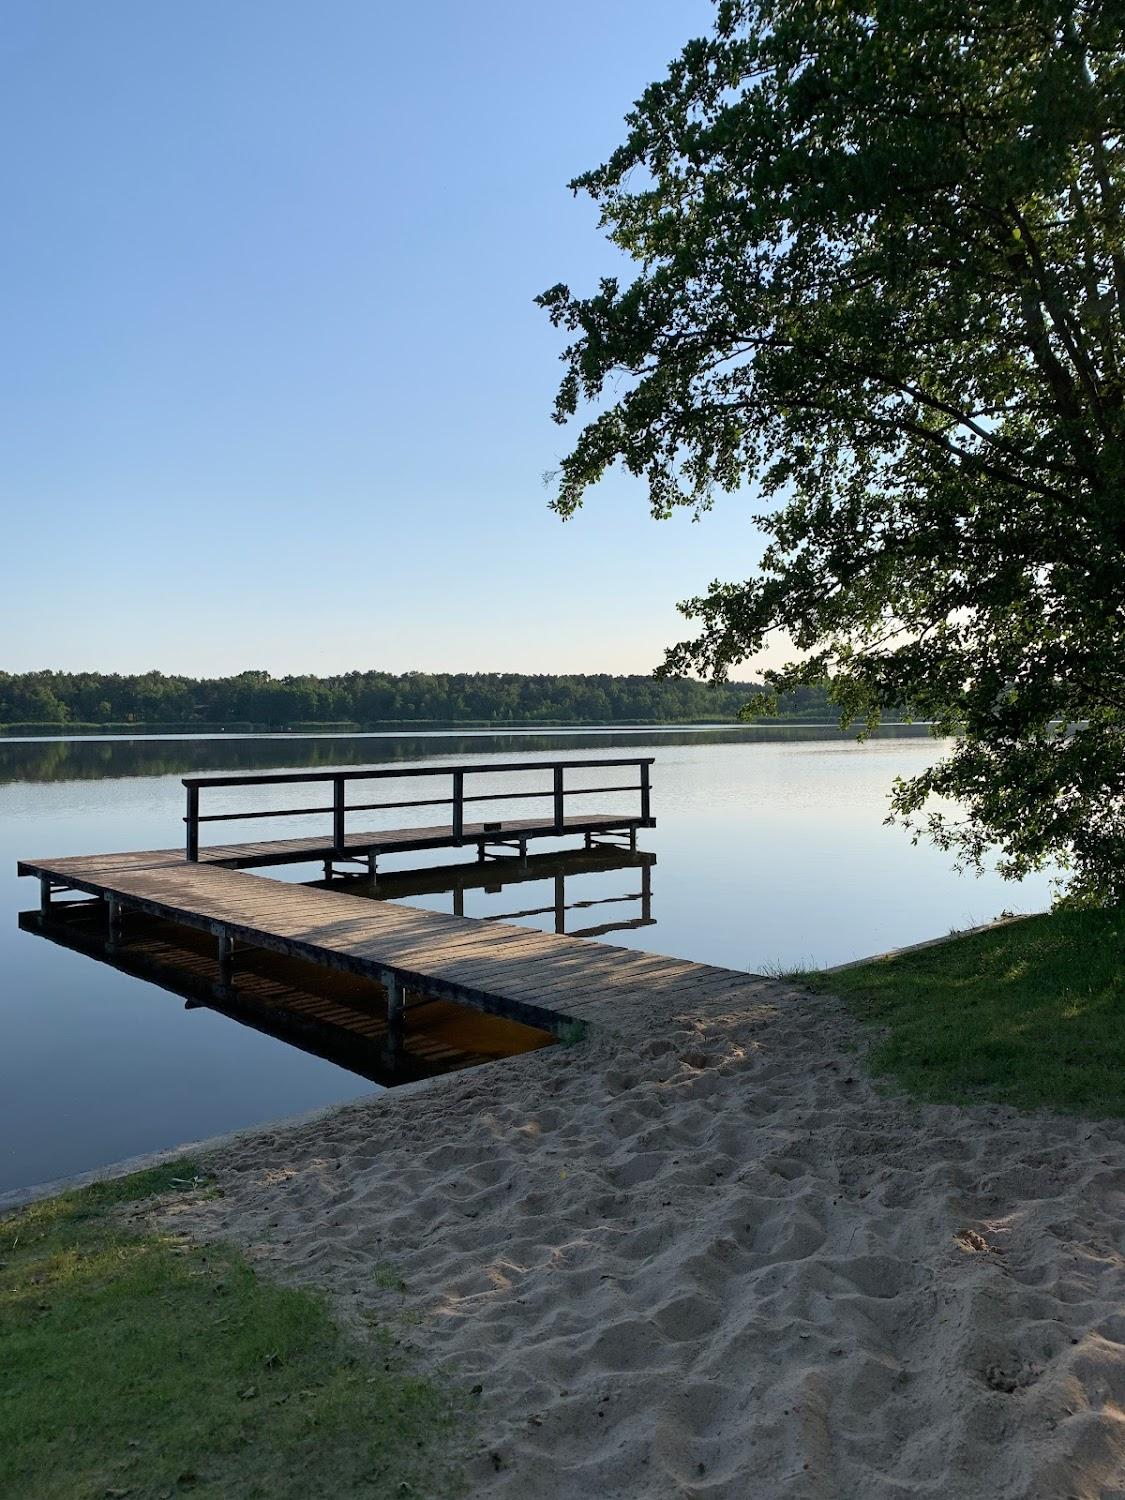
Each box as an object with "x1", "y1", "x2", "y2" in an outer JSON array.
[
  {"x1": 18, "y1": 852, "x2": 753, "y2": 1042},
  {"x1": 17, "y1": 756, "x2": 761, "y2": 1056},
  {"x1": 181, "y1": 757, "x2": 654, "y2": 871}
]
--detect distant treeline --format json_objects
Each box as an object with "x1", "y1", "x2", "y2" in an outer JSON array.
[{"x1": 0, "y1": 669, "x2": 835, "y2": 731}]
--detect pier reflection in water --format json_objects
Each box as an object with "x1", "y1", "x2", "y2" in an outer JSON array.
[
  {"x1": 317, "y1": 842, "x2": 655, "y2": 939},
  {"x1": 20, "y1": 843, "x2": 656, "y2": 1090}
]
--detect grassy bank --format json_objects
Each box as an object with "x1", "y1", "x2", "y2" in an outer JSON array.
[
  {"x1": 0, "y1": 1163, "x2": 465, "y2": 1500},
  {"x1": 807, "y1": 908, "x2": 1125, "y2": 1117}
]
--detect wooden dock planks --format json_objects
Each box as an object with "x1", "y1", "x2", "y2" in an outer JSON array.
[{"x1": 18, "y1": 847, "x2": 763, "y2": 1041}]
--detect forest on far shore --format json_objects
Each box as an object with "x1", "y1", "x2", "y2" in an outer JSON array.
[{"x1": 0, "y1": 669, "x2": 836, "y2": 731}]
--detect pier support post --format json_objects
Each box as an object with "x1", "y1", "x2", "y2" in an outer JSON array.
[
  {"x1": 106, "y1": 895, "x2": 122, "y2": 946},
  {"x1": 217, "y1": 931, "x2": 234, "y2": 990},
  {"x1": 382, "y1": 971, "x2": 404, "y2": 1058},
  {"x1": 367, "y1": 851, "x2": 377, "y2": 881},
  {"x1": 39, "y1": 875, "x2": 52, "y2": 918},
  {"x1": 323, "y1": 859, "x2": 333, "y2": 882},
  {"x1": 629, "y1": 826, "x2": 637, "y2": 851}
]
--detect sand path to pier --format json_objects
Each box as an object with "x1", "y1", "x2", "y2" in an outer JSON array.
[{"x1": 157, "y1": 981, "x2": 1125, "y2": 1498}]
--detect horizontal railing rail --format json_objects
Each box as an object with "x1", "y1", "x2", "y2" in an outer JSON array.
[{"x1": 182, "y1": 757, "x2": 654, "y2": 861}]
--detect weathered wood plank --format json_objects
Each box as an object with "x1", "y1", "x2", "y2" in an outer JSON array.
[{"x1": 18, "y1": 845, "x2": 768, "y2": 1042}]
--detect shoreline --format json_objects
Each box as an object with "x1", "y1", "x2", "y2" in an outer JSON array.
[
  {"x1": 9, "y1": 955, "x2": 1125, "y2": 1494},
  {"x1": 0, "y1": 1067, "x2": 469, "y2": 1214},
  {"x1": 1, "y1": 914, "x2": 1037, "y2": 1214},
  {"x1": 0, "y1": 720, "x2": 937, "y2": 742},
  {"x1": 145, "y1": 978, "x2": 1125, "y2": 1498}
]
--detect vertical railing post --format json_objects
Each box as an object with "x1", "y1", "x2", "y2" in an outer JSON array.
[
  {"x1": 452, "y1": 770, "x2": 464, "y2": 843},
  {"x1": 639, "y1": 761, "x2": 651, "y2": 825},
  {"x1": 553, "y1": 764, "x2": 564, "y2": 834},
  {"x1": 333, "y1": 775, "x2": 346, "y2": 855},
  {"x1": 186, "y1": 784, "x2": 199, "y2": 861}
]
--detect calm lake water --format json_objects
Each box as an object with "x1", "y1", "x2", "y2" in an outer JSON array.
[{"x1": 0, "y1": 727, "x2": 1053, "y2": 1194}]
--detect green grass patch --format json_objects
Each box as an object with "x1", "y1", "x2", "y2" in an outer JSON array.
[
  {"x1": 555, "y1": 1020, "x2": 588, "y2": 1048},
  {"x1": 804, "y1": 908, "x2": 1125, "y2": 1117},
  {"x1": 0, "y1": 1160, "x2": 465, "y2": 1500}
]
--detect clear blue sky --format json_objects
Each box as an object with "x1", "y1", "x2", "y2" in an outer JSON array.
[{"x1": 1, "y1": 0, "x2": 772, "y2": 678}]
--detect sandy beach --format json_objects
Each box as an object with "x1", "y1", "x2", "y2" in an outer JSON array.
[{"x1": 153, "y1": 979, "x2": 1125, "y2": 1498}]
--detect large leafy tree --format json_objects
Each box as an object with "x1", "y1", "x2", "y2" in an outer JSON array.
[{"x1": 539, "y1": 0, "x2": 1125, "y2": 902}]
